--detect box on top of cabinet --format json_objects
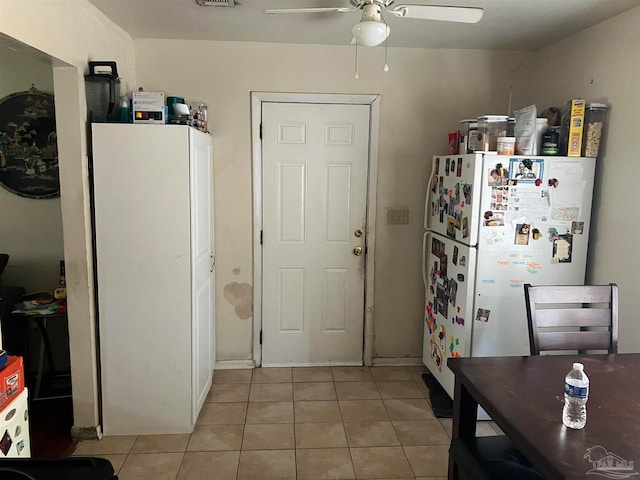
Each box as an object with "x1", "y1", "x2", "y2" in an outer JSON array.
[{"x1": 132, "y1": 91, "x2": 165, "y2": 124}]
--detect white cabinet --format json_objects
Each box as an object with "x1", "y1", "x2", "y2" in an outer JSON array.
[{"x1": 92, "y1": 124, "x2": 215, "y2": 435}]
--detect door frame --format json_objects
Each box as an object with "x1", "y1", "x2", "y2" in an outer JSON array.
[{"x1": 251, "y1": 92, "x2": 380, "y2": 368}]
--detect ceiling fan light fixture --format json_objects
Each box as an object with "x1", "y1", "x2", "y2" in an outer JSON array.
[{"x1": 351, "y1": 19, "x2": 388, "y2": 47}]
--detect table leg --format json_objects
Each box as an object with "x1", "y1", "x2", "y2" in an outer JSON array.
[
  {"x1": 34, "y1": 323, "x2": 46, "y2": 400},
  {"x1": 449, "y1": 375, "x2": 479, "y2": 480}
]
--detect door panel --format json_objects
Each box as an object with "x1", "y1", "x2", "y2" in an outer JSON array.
[{"x1": 262, "y1": 102, "x2": 370, "y2": 366}]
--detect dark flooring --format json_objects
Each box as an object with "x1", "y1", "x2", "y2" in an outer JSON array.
[{"x1": 29, "y1": 396, "x2": 77, "y2": 458}]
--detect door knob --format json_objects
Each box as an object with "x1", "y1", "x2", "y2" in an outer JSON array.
[
  {"x1": 353, "y1": 246, "x2": 363, "y2": 256},
  {"x1": 354, "y1": 229, "x2": 363, "y2": 238}
]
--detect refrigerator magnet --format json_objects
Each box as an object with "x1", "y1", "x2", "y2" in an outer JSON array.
[
  {"x1": 429, "y1": 339, "x2": 443, "y2": 372},
  {"x1": 552, "y1": 234, "x2": 573, "y2": 263},
  {"x1": 440, "y1": 255, "x2": 448, "y2": 279},
  {"x1": 453, "y1": 246, "x2": 459, "y2": 265},
  {"x1": 489, "y1": 165, "x2": 509, "y2": 186},
  {"x1": 459, "y1": 255, "x2": 466, "y2": 267},
  {"x1": 462, "y1": 217, "x2": 469, "y2": 238},
  {"x1": 484, "y1": 211, "x2": 504, "y2": 227},
  {"x1": 449, "y1": 336, "x2": 461, "y2": 358},
  {"x1": 510, "y1": 158, "x2": 544, "y2": 183},
  {"x1": 532, "y1": 228, "x2": 542, "y2": 240},
  {"x1": 463, "y1": 184, "x2": 472, "y2": 204},
  {"x1": 571, "y1": 221, "x2": 584, "y2": 234},
  {"x1": 446, "y1": 218, "x2": 456, "y2": 239},
  {"x1": 435, "y1": 157, "x2": 440, "y2": 175},
  {"x1": 475, "y1": 308, "x2": 491, "y2": 322},
  {"x1": 515, "y1": 223, "x2": 531, "y2": 245},
  {"x1": 449, "y1": 279, "x2": 458, "y2": 305}
]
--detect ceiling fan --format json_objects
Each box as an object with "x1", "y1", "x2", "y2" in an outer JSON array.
[{"x1": 264, "y1": 0, "x2": 484, "y2": 47}]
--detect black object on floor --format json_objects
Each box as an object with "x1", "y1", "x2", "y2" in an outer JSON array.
[
  {"x1": 0, "y1": 457, "x2": 116, "y2": 479},
  {"x1": 450, "y1": 436, "x2": 545, "y2": 480},
  {"x1": 422, "y1": 372, "x2": 453, "y2": 418}
]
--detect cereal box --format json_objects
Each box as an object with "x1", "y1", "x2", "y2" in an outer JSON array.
[{"x1": 567, "y1": 99, "x2": 585, "y2": 157}]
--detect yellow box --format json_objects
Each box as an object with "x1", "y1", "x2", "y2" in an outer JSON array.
[{"x1": 567, "y1": 99, "x2": 585, "y2": 157}]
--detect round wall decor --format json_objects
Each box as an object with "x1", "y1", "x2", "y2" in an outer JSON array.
[{"x1": 0, "y1": 85, "x2": 59, "y2": 199}]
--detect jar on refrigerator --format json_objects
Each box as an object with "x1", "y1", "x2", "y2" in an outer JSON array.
[
  {"x1": 468, "y1": 121, "x2": 481, "y2": 152},
  {"x1": 477, "y1": 115, "x2": 509, "y2": 152},
  {"x1": 582, "y1": 103, "x2": 607, "y2": 157},
  {"x1": 459, "y1": 119, "x2": 475, "y2": 154}
]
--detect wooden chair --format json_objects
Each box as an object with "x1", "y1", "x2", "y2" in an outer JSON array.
[{"x1": 524, "y1": 283, "x2": 618, "y2": 355}]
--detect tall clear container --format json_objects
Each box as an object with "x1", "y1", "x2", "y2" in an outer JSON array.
[
  {"x1": 582, "y1": 103, "x2": 607, "y2": 157},
  {"x1": 477, "y1": 115, "x2": 509, "y2": 152}
]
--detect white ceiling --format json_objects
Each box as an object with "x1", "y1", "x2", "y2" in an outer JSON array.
[{"x1": 87, "y1": 0, "x2": 640, "y2": 50}]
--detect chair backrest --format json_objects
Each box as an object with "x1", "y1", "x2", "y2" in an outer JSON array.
[{"x1": 524, "y1": 283, "x2": 618, "y2": 355}]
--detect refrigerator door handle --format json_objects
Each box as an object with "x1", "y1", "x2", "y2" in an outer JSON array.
[{"x1": 422, "y1": 232, "x2": 429, "y2": 289}]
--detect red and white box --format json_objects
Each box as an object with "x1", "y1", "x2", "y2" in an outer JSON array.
[
  {"x1": 0, "y1": 388, "x2": 30, "y2": 457},
  {"x1": 0, "y1": 356, "x2": 25, "y2": 410}
]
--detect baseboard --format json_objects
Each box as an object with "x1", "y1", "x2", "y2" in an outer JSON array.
[
  {"x1": 71, "y1": 424, "x2": 102, "y2": 440},
  {"x1": 215, "y1": 359, "x2": 256, "y2": 370},
  {"x1": 372, "y1": 357, "x2": 423, "y2": 366}
]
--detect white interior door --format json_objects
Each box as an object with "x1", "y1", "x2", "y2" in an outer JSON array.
[
  {"x1": 262, "y1": 102, "x2": 370, "y2": 366},
  {"x1": 191, "y1": 129, "x2": 214, "y2": 421}
]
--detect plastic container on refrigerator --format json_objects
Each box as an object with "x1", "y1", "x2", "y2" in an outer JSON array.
[
  {"x1": 582, "y1": 103, "x2": 607, "y2": 157},
  {"x1": 477, "y1": 115, "x2": 508, "y2": 151}
]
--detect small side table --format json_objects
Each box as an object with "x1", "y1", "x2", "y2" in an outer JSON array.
[{"x1": 11, "y1": 310, "x2": 71, "y2": 401}]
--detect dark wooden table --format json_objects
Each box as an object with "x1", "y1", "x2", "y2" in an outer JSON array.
[{"x1": 448, "y1": 354, "x2": 640, "y2": 480}]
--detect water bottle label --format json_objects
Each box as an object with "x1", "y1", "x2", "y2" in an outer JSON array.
[{"x1": 565, "y1": 382, "x2": 588, "y2": 398}]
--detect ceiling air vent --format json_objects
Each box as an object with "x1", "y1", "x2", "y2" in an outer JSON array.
[{"x1": 195, "y1": 0, "x2": 238, "y2": 6}]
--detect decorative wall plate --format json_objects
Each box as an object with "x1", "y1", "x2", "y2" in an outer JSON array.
[{"x1": 0, "y1": 85, "x2": 59, "y2": 199}]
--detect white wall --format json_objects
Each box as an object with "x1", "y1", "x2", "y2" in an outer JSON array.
[
  {"x1": 0, "y1": 47, "x2": 64, "y2": 292},
  {"x1": 135, "y1": 39, "x2": 531, "y2": 363},
  {"x1": 520, "y1": 7, "x2": 640, "y2": 352},
  {"x1": 0, "y1": 0, "x2": 135, "y2": 433}
]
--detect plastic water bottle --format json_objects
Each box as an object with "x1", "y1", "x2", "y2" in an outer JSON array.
[{"x1": 563, "y1": 362, "x2": 589, "y2": 429}]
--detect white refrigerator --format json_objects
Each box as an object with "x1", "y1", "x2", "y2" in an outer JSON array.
[{"x1": 422, "y1": 153, "x2": 595, "y2": 398}]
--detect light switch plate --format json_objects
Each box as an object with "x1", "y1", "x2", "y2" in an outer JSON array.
[{"x1": 387, "y1": 209, "x2": 409, "y2": 225}]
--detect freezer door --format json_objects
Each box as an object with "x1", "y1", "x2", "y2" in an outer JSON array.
[
  {"x1": 425, "y1": 154, "x2": 483, "y2": 246},
  {"x1": 422, "y1": 232, "x2": 477, "y2": 399}
]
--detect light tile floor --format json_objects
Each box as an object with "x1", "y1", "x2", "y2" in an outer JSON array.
[{"x1": 73, "y1": 366, "x2": 503, "y2": 479}]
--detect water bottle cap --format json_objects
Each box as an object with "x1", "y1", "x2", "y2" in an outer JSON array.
[{"x1": 573, "y1": 362, "x2": 584, "y2": 371}]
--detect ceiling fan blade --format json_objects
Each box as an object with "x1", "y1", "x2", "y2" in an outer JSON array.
[
  {"x1": 264, "y1": 7, "x2": 356, "y2": 14},
  {"x1": 388, "y1": 5, "x2": 483, "y2": 23}
]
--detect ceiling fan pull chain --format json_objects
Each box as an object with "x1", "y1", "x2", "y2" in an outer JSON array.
[
  {"x1": 354, "y1": 41, "x2": 359, "y2": 79},
  {"x1": 382, "y1": 11, "x2": 390, "y2": 72}
]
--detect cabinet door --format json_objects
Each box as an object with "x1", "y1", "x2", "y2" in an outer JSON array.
[{"x1": 191, "y1": 130, "x2": 214, "y2": 422}]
